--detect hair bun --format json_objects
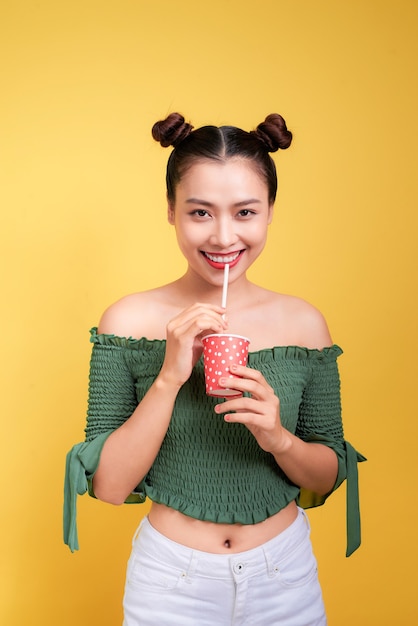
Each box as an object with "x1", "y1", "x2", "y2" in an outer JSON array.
[
  {"x1": 152, "y1": 113, "x2": 194, "y2": 148},
  {"x1": 251, "y1": 114, "x2": 293, "y2": 152}
]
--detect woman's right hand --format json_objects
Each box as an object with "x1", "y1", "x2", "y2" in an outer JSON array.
[{"x1": 159, "y1": 303, "x2": 228, "y2": 389}]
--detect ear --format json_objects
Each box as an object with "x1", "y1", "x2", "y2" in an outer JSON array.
[
  {"x1": 267, "y1": 203, "x2": 274, "y2": 225},
  {"x1": 167, "y1": 200, "x2": 175, "y2": 225}
]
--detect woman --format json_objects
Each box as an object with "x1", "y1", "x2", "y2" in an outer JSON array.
[{"x1": 64, "y1": 112, "x2": 365, "y2": 625}]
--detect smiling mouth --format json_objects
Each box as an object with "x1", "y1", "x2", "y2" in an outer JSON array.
[{"x1": 201, "y1": 250, "x2": 244, "y2": 268}]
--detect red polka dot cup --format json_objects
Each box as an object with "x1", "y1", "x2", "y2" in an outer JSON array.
[{"x1": 202, "y1": 334, "x2": 250, "y2": 398}]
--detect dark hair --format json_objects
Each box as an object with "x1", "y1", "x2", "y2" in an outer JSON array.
[{"x1": 152, "y1": 112, "x2": 292, "y2": 204}]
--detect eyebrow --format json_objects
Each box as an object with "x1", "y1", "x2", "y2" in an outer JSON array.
[{"x1": 185, "y1": 198, "x2": 261, "y2": 207}]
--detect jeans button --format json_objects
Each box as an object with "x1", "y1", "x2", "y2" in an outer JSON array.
[{"x1": 233, "y1": 562, "x2": 245, "y2": 574}]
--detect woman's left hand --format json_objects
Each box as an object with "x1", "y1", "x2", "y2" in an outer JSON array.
[{"x1": 214, "y1": 364, "x2": 289, "y2": 455}]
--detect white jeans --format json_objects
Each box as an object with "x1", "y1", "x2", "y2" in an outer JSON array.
[{"x1": 123, "y1": 507, "x2": 326, "y2": 626}]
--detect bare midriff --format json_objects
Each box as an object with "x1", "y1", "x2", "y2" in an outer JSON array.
[{"x1": 148, "y1": 500, "x2": 298, "y2": 554}]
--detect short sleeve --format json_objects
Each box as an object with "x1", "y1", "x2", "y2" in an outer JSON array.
[
  {"x1": 63, "y1": 330, "x2": 147, "y2": 552},
  {"x1": 295, "y1": 347, "x2": 366, "y2": 556},
  {"x1": 84, "y1": 335, "x2": 139, "y2": 442}
]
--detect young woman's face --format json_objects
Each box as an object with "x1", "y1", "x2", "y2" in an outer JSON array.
[{"x1": 168, "y1": 158, "x2": 273, "y2": 287}]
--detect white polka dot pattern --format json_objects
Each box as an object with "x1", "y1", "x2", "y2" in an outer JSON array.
[{"x1": 202, "y1": 334, "x2": 250, "y2": 398}]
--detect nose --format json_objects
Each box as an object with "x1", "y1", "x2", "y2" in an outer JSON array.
[{"x1": 208, "y1": 216, "x2": 239, "y2": 249}]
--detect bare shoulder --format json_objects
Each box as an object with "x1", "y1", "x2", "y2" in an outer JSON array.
[
  {"x1": 277, "y1": 293, "x2": 333, "y2": 349},
  {"x1": 255, "y1": 290, "x2": 333, "y2": 350},
  {"x1": 97, "y1": 289, "x2": 169, "y2": 340}
]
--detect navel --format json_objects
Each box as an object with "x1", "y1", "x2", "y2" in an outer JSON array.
[{"x1": 224, "y1": 539, "x2": 231, "y2": 549}]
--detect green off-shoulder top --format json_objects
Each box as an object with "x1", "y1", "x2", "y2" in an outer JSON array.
[{"x1": 64, "y1": 329, "x2": 366, "y2": 556}]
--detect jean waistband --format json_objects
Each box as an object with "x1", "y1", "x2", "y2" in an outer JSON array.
[{"x1": 132, "y1": 507, "x2": 310, "y2": 581}]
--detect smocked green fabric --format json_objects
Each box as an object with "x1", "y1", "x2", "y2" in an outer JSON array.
[{"x1": 64, "y1": 328, "x2": 365, "y2": 555}]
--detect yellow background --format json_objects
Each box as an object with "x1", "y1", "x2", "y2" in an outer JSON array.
[{"x1": 1, "y1": 1, "x2": 417, "y2": 624}]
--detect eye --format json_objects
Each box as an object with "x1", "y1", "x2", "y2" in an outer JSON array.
[
  {"x1": 237, "y1": 209, "x2": 255, "y2": 218},
  {"x1": 191, "y1": 209, "x2": 210, "y2": 218}
]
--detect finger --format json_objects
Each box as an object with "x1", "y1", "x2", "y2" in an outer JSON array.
[
  {"x1": 223, "y1": 411, "x2": 254, "y2": 424},
  {"x1": 229, "y1": 364, "x2": 266, "y2": 382},
  {"x1": 217, "y1": 373, "x2": 273, "y2": 401},
  {"x1": 223, "y1": 410, "x2": 272, "y2": 428},
  {"x1": 170, "y1": 303, "x2": 227, "y2": 326},
  {"x1": 169, "y1": 312, "x2": 227, "y2": 340},
  {"x1": 214, "y1": 396, "x2": 263, "y2": 416},
  {"x1": 168, "y1": 306, "x2": 228, "y2": 335},
  {"x1": 222, "y1": 406, "x2": 279, "y2": 432}
]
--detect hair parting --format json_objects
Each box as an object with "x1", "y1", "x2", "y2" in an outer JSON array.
[{"x1": 152, "y1": 112, "x2": 293, "y2": 203}]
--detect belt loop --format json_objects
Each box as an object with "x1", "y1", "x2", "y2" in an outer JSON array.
[
  {"x1": 132, "y1": 518, "x2": 145, "y2": 546},
  {"x1": 184, "y1": 552, "x2": 198, "y2": 584},
  {"x1": 263, "y1": 547, "x2": 278, "y2": 578},
  {"x1": 299, "y1": 507, "x2": 311, "y2": 532}
]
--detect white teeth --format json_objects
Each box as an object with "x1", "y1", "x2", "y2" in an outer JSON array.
[{"x1": 204, "y1": 252, "x2": 240, "y2": 263}]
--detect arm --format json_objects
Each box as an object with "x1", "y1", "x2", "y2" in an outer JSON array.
[
  {"x1": 271, "y1": 433, "x2": 338, "y2": 495},
  {"x1": 216, "y1": 336, "x2": 366, "y2": 556},
  {"x1": 215, "y1": 306, "x2": 339, "y2": 495},
  {"x1": 92, "y1": 301, "x2": 228, "y2": 505},
  {"x1": 216, "y1": 364, "x2": 338, "y2": 495},
  {"x1": 92, "y1": 373, "x2": 181, "y2": 504}
]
